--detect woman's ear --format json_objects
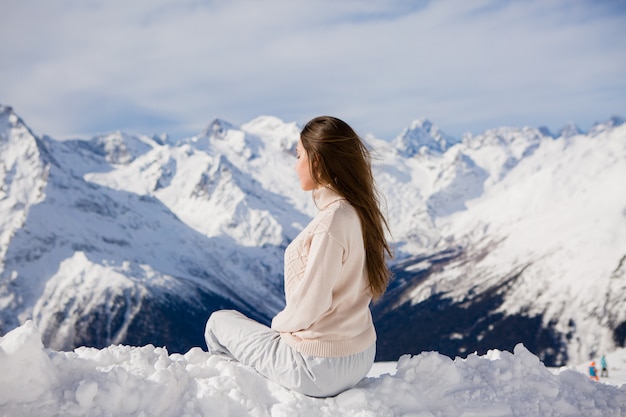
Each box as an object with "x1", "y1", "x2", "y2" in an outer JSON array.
[
  {"x1": 310, "y1": 154, "x2": 319, "y2": 169},
  {"x1": 310, "y1": 154, "x2": 323, "y2": 182}
]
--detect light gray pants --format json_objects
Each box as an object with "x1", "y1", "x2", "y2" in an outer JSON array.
[{"x1": 204, "y1": 310, "x2": 376, "y2": 398}]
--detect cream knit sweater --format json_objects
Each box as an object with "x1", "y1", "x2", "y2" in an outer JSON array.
[{"x1": 271, "y1": 187, "x2": 376, "y2": 358}]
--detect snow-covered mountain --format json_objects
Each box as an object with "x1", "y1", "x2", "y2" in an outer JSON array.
[
  {"x1": 373, "y1": 118, "x2": 626, "y2": 365},
  {"x1": 0, "y1": 103, "x2": 624, "y2": 367},
  {"x1": 0, "y1": 106, "x2": 286, "y2": 352}
]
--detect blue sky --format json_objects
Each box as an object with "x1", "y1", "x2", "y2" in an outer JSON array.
[{"x1": 1, "y1": 0, "x2": 625, "y2": 141}]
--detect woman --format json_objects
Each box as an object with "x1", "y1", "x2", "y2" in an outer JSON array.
[{"x1": 204, "y1": 116, "x2": 393, "y2": 397}]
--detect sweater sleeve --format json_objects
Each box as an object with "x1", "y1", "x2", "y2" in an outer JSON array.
[{"x1": 271, "y1": 230, "x2": 345, "y2": 333}]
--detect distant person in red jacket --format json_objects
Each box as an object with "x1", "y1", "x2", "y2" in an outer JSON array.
[{"x1": 589, "y1": 361, "x2": 599, "y2": 381}]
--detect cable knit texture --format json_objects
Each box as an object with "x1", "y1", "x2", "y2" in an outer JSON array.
[{"x1": 271, "y1": 187, "x2": 376, "y2": 357}]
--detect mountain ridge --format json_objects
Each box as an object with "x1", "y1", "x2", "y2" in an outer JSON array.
[{"x1": 1, "y1": 103, "x2": 624, "y2": 365}]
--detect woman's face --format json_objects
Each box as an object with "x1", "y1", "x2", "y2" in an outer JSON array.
[{"x1": 295, "y1": 139, "x2": 317, "y2": 191}]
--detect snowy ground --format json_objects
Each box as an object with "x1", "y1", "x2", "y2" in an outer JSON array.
[{"x1": 1, "y1": 322, "x2": 625, "y2": 417}]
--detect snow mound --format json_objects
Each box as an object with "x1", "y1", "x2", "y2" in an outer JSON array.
[{"x1": 1, "y1": 322, "x2": 625, "y2": 416}]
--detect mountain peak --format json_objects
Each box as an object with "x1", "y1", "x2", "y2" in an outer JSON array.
[
  {"x1": 0, "y1": 104, "x2": 31, "y2": 134},
  {"x1": 244, "y1": 115, "x2": 287, "y2": 130},
  {"x1": 558, "y1": 122, "x2": 583, "y2": 138},
  {"x1": 394, "y1": 117, "x2": 460, "y2": 156},
  {"x1": 79, "y1": 131, "x2": 154, "y2": 165},
  {"x1": 201, "y1": 118, "x2": 237, "y2": 139},
  {"x1": 409, "y1": 117, "x2": 434, "y2": 132},
  {"x1": 241, "y1": 116, "x2": 300, "y2": 152},
  {"x1": 537, "y1": 126, "x2": 555, "y2": 138},
  {"x1": 589, "y1": 115, "x2": 625, "y2": 136},
  {"x1": 0, "y1": 104, "x2": 13, "y2": 116},
  {"x1": 606, "y1": 114, "x2": 625, "y2": 127}
]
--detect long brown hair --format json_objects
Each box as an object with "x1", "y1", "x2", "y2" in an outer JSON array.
[{"x1": 300, "y1": 116, "x2": 393, "y2": 299}]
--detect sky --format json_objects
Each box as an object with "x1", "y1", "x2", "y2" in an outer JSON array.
[{"x1": 1, "y1": 0, "x2": 625, "y2": 141}]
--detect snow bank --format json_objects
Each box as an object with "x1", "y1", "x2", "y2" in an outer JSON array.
[{"x1": 1, "y1": 322, "x2": 625, "y2": 417}]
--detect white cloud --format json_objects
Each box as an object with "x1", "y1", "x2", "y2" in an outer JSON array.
[{"x1": 1, "y1": 0, "x2": 625, "y2": 140}]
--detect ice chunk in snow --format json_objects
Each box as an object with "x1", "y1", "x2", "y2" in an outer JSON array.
[{"x1": 0, "y1": 321, "x2": 58, "y2": 405}]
